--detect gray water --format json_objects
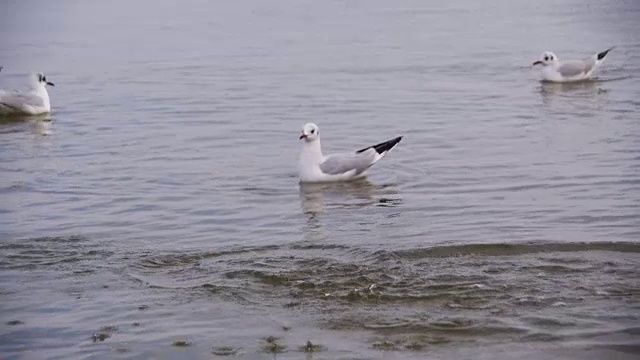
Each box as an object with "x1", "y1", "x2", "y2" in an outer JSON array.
[{"x1": 1, "y1": 0, "x2": 639, "y2": 359}]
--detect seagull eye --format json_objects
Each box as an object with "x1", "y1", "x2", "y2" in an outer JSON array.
[
  {"x1": 310, "y1": 129, "x2": 315, "y2": 134},
  {"x1": 544, "y1": 56, "x2": 549, "y2": 61}
]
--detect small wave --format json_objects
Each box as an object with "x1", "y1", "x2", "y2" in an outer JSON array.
[
  {"x1": 390, "y1": 241, "x2": 640, "y2": 259},
  {"x1": 124, "y1": 239, "x2": 639, "y2": 351},
  {"x1": 133, "y1": 244, "x2": 282, "y2": 269},
  {"x1": 0, "y1": 235, "x2": 112, "y2": 270}
]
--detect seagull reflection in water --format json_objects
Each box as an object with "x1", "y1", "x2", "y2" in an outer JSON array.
[
  {"x1": 538, "y1": 79, "x2": 608, "y2": 106},
  {"x1": 298, "y1": 179, "x2": 401, "y2": 240}
]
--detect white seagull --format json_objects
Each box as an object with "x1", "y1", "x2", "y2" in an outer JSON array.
[
  {"x1": 298, "y1": 123, "x2": 402, "y2": 183},
  {"x1": 0, "y1": 72, "x2": 55, "y2": 115},
  {"x1": 532, "y1": 47, "x2": 614, "y2": 82}
]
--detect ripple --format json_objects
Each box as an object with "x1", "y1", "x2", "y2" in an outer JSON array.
[
  {"x1": 0, "y1": 235, "x2": 113, "y2": 270},
  {"x1": 122, "y1": 239, "x2": 640, "y2": 350}
]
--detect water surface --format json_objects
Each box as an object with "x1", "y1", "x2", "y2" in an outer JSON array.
[{"x1": 1, "y1": 0, "x2": 639, "y2": 359}]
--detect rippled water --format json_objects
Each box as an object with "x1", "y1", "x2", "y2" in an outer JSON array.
[{"x1": 1, "y1": 0, "x2": 639, "y2": 359}]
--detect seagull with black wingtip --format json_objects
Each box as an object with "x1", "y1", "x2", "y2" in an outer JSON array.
[
  {"x1": 298, "y1": 123, "x2": 403, "y2": 183},
  {"x1": 532, "y1": 47, "x2": 615, "y2": 82}
]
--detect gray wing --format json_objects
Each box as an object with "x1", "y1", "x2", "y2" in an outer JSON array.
[
  {"x1": 557, "y1": 60, "x2": 590, "y2": 77},
  {"x1": 319, "y1": 151, "x2": 376, "y2": 175},
  {"x1": 0, "y1": 91, "x2": 44, "y2": 109}
]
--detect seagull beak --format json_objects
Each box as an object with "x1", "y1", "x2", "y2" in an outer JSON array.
[
  {"x1": 46, "y1": 81, "x2": 55, "y2": 86},
  {"x1": 299, "y1": 133, "x2": 307, "y2": 140},
  {"x1": 532, "y1": 60, "x2": 542, "y2": 66}
]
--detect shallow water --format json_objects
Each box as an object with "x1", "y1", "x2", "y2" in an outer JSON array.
[{"x1": 1, "y1": 0, "x2": 639, "y2": 359}]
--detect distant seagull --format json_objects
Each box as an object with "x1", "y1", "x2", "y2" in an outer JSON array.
[
  {"x1": 0, "y1": 72, "x2": 55, "y2": 115},
  {"x1": 532, "y1": 47, "x2": 614, "y2": 82},
  {"x1": 298, "y1": 123, "x2": 402, "y2": 183}
]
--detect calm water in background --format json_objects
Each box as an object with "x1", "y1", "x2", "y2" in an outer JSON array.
[{"x1": 1, "y1": 0, "x2": 639, "y2": 359}]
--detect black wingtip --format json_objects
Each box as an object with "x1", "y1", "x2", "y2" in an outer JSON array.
[
  {"x1": 356, "y1": 136, "x2": 403, "y2": 155},
  {"x1": 597, "y1": 47, "x2": 615, "y2": 61}
]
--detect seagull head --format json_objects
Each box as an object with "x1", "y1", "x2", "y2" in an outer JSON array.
[
  {"x1": 299, "y1": 123, "x2": 319, "y2": 142},
  {"x1": 34, "y1": 72, "x2": 55, "y2": 87},
  {"x1": 533, "y1": 51, "x2": 558, "y2": 67}
]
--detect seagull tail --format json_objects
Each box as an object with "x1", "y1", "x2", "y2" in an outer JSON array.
[
  {"x1": 357, "y1": 136, "x2": 403, "y2": 155},
  {"x1": 597, "y1": 46, "x2": 615, "y2": 61}
]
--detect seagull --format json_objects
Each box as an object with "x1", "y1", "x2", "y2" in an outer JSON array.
[
  {"x1": 0, "y1": 72, "x2": 55, "y2": 115},
  {"x1": 532, "y1": 47, "x2": 614, "y2": 82},
  {"x1": 298, "y1": 123, "x2": 402, "y2": 183}
]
